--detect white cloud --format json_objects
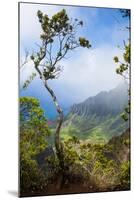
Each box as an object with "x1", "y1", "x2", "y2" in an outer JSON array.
[
  {"x1": 19, "y1": 3, "x2": 126, "y2": 104},
  {"x1": 20, "y1": 42, "x2": 124, "y2": 104},
  {"x1": 55, "y1": 45, "x2": 124, "y2": 102}
]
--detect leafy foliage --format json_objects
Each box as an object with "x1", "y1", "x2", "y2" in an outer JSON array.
[
  {"x1": 20, "y1": 97, "x2": 51, "y2": 194},
  {"x1": 20, "y1": 158, "x2": 47, "y2": 195},
  {"x1": 114, "y1": 9, "x2": 130, "y2": 121},
  {"x1": 22, "y1": 73, "x2": 36, "y2": 89},
  {"x1": 29, "y1": 9, "x2": 91, "y2": 182},
  {"x1": 19, "y1": 96, "x2": 130, "y2": 195},
  {"x1": 119, "y1": 161, "x2": 130, "y2": 189},
  {"x1": 114, "y1": 43, "x2": 130, "y2": 121},
  {"x1": 79, "y1": 37, "x2": 91, "y2": 48},
  {"x1": 114, "y1": 43, "x2": 130, "y2": 78},
  {"x1": 61, "y1": 129, "x2": 130, "y2": 191},
  {"x1": 19, "y1": 9, "x2": 130, "y2": 196},
  {"x1": 30, "y1": 9, "x2": 91, "y2": 81}
]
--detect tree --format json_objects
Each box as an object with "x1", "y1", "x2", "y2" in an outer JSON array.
[
  {"x1": 20, "y1": 97, "x2": 51, "y2": 194},
  {"x1": 114, "y1": 9, "x2": 130, "y2": 121},
  {"x1": 29, "y1": 9, "x2": 91, "y2": 172},
  {"x1": 20, "y1": 97, "x2": 50, "y2": 145}
]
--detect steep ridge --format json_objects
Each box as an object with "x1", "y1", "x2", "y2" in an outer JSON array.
[{"x1": 61, "y1": 83, "x2": 129, "y2": 142}]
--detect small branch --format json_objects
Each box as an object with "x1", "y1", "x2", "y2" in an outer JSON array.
[{"x1": 20, "y1": 50, "x2": 29, "y2": 69}]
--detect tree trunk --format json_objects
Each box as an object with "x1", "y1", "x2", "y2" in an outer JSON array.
[{"x1": 42, "y1": 79, "x2": 64, "y2": 171}]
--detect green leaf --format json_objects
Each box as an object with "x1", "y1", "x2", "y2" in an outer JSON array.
[{"x1": 113, "y1": 56, "x2": 119, "y2": 63}]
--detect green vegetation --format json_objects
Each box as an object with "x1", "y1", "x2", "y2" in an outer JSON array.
[
  {"x1": 20, "y1": 97, "x2": 51, "y2": 195},
  {"x1": 20, "y1": 96, "x2": 130, "y2": 196},
  {"x1": 114, "y1": 42, "x2": 130, "y2": 121},
  {"x1": 62, "y1": 128, "x2": 130, "y2": 191},
  {"x1": 114, "y1": 10, "x2": 130, "y2": 122},
  {"x1": 60, "y1": 113, "x2": 128, "y2": 143},
  {"x1": 20, "y1": 8, "x2": 130, "y2": 197},
  {"x1": 28, "y1": 9, "x2": 91, "y2": 179}
]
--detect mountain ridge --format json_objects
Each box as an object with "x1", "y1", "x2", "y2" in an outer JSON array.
[
  {"x1": 61, "y1": 82, "x2": 129, "y2": 143},
  {"x1": 70, "y1": 82, "x2": 128, "y2": 117}
]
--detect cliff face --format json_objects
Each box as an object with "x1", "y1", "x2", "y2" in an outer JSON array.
[
  {"x1": 71, "y1": 83, "x2": 128, "y2": 117},
  {"x1": 62, "y1": 83, "x2": 129, "y2": 142}
]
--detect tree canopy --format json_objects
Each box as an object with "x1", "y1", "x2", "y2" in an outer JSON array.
[
  {"x1": 20, "y1": 96, "x2": 50, "y2": 157},
  {"x1": 20, "y1": 97, "x2": 51, "y2": 194},
  {"x1": 30, "y1": 9, "x2": 91, "y2": 81},
  {"x1": 113, "y1": 9, "x2": 130, "y2": 121}
]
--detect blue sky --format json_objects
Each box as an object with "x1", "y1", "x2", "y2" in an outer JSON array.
[{"x1": 20, "y1": 3, "x2": 130, "y2": 119}]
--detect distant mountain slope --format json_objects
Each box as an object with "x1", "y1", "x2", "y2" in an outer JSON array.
[{"x1": 61, "y1": 83, "x2": 129, "y2": 143}]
